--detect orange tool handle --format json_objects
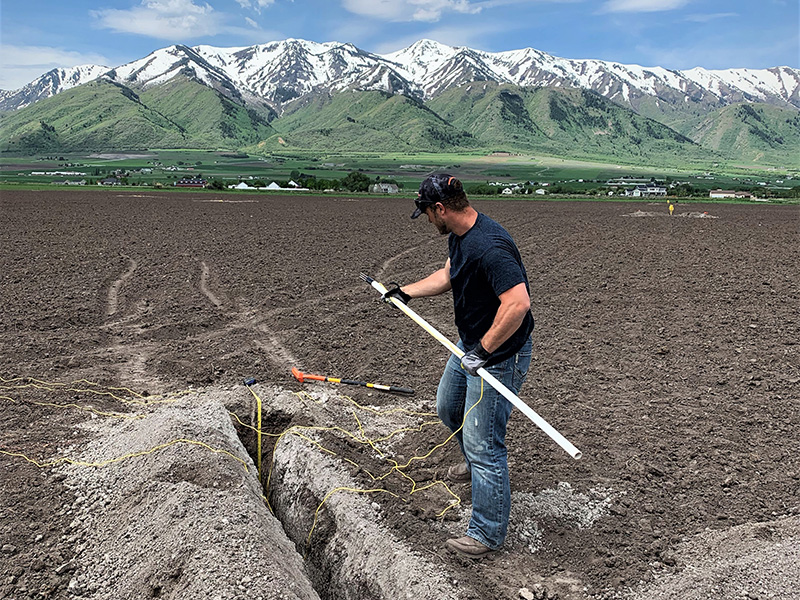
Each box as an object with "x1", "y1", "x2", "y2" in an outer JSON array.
[
  {"x1": 291, "y1": 367, "x2": 413, "y2": 395},
  {"x1": 292, "y1": 367, "x2": 325, "y2": 382}
]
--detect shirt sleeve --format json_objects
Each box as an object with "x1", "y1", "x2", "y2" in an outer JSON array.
[{"x1": 481, "y1": 242, "x2": 526, "y2": 297}]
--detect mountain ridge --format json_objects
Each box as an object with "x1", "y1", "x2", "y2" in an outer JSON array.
[
  {"x1": 1, "y1": 39, "x2": 798, "y2": 166},
  {"x1": 2, "y1": 38, "x2": 798, "y2": 117}
]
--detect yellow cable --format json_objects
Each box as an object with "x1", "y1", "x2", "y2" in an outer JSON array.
[
  {"x1": 227, "y1": 411, "x2": 283, "y2": 436},
  {"x1": 265, "y1": 378, "x2": 484, "y2": 548},
  {"x1": 292, "y1": 390, "x2": 323, "y2": 404},
  {"x1": 1, "y1": 375, "x2": 196, "y2": 406},
  {"x1": 340, "y1": 393, "x2": 437, "y2": 417},
  {"x1": 264, "y1": 424, "x2": 366, "y2": 510},
  {"x1": 374, "y1": 379, "x2": 484, "y2": 479},
  {"x1": 4, "y1": 372, "x2": 477, "y2": 548},
  {"x1": 0, "y1": 438, "x2": 248, "y2": 471},
  {"x1": 20, "y1": 400, "x2": 143, "y2": 420},
  {"x1": 305, "y1": 486, "x2": 403, "y2": 554}
]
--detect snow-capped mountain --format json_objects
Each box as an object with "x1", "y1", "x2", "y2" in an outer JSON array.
[
  {"x1": 383, "y1": 39, "x2": 800, "y2": 111},
  {"x1": 0, "y1": 65, "x2": 109, "y2": 111},
  {"x1": 111, "y1": 40, "x2": 420, "y2": 106},
  {"x1": 2, "y1": 39, "x2": 798, "y2": 116}
]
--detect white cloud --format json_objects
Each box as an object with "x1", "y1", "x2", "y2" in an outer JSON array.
[
  {"x1": 236, "y1": 0, "x2": 276, "y2": 12},
  {"x1": 245, "y1": 16, "x2": 259, "y2": 28},
  {"x1": 684, "y1": 12, "x2": 737, "y2": 23},
  {"x1": 601, "y1": 0, "x2": 690, "y2": 13},
  {"x1": 91, "y1": 0, "x2": 221, "y2": 39},
  {"x1": 635, "y1": 34, "x2": 799, "y2": 70},
  {"x1": 342, "y1": 0, "x2": 481, "y2": 22},
  {"x1": 0, "y1": 44, "x2": 110, "y2": 90}
]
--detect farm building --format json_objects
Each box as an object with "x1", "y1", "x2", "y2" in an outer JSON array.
[
  {"x1": 626, "y1": 185, "x2": 667, "y2": 197},
  {"x1": 709, "y1": 190, "x2": 754, "y2": 199},
  {"x1": 369, "y1": 183, "x2": 400, "y2": 194},
  {"x1": 174, "y1": 177, "x2": 207, "y2": 188}
]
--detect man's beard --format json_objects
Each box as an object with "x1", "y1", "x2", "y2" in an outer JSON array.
[{"x1": 433, "y1": 214, "x2": 449, "y2": 235}]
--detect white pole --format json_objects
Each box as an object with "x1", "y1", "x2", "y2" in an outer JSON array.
[{"x1": 362, "y1": 274, "x2": 582, "y2": 460}]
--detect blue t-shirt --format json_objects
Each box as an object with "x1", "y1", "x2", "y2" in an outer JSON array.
[{"x1": 449, "y1": 212, "x2": 534, "y2": 365}]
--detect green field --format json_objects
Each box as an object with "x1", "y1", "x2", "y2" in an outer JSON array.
[{"x1": 1, "y1": 149, "x2": 798, "y2": 202}]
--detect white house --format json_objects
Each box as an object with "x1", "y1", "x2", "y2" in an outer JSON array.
[
  {"x1": 369, "y1": 183, "x2": 400, "y2": 194},
  {"x1": 627, "y1": 185, "x2": 667, "y2": 197}
]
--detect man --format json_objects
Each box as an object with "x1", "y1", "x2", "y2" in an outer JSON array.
[{"x1": 383, "y1": 174, "x2": 534, "y2": 558}]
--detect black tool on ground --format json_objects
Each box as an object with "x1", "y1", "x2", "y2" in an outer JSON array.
[{"x1": 243, "y1": 377, "x2": 256, "y2": 386}]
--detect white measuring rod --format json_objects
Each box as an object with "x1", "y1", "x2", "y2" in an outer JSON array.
[{"x1": 362, "y1": 274, "x2": 582, "y2": 460}]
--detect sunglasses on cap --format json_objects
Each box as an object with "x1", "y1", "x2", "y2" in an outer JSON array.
[
  {"x1": 411, "y1": 197, "x2": 440, "y2": 219},
  {"x1": 415, "y1": 198, "x2": 435, "y2": 212}
]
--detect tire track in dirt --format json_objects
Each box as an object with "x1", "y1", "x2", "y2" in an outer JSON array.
[
  {"x1": 199, "y1": 261, "x2": 224, "y2": 308},
  {"x1": 104, "y1": 341, "x2": 156, "y2": 390},
  {"x1": 237, "y1": 299, "x2": 300, "y2": 368},
  {"x1": 375, "y1": 240, "x2": 440, "y2": 281},
  {"x1": 254, "y1": 330, "x2": 299, "y2": 369},
  {"x1": 101, "y1": 256, "x2": 163, "y2": 390},
  {"x1": 106, "y1": 255, "x2": 137, "y2": 316}
]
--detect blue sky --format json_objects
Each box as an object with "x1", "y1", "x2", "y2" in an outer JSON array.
[{"x1": 1, "y1": 0, "x2": 798, "y2": 89}]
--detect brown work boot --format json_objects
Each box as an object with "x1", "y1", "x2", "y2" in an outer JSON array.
[
  {"x1": 447, "y1": 461, "x2": 470, "y2": 483},
  {"x1": 445, "y1": 536, "x2": 494, "y2": 558}
]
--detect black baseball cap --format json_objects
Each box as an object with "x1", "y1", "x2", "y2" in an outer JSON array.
[{"x1": 411, "y1": 174, "x2": 463, "y2": 219}]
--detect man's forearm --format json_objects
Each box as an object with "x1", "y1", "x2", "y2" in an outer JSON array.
[
  {"x1": 480, "y1": 283, "x2": 530, "y2": 353},
  {"x1": 403, "y1": 267, "x2": 451, "y2": 298}
]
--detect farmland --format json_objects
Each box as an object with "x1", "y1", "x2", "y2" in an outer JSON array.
[
  {"x1": 1, "y1": 149, "x2": 798, "y2": 200},
  {"x1": 1, "y1": 189, "x2": 798, "y2": 599}
]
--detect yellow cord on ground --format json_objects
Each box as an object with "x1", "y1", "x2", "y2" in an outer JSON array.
[
  {"x1": 0, "y1": 438, "x2": 249, "y2": 471},
  {"x1": 4, "y1": 374, "x2": 480, "y2": 552},
  {"x1": 262, "y1": 379, "x2": 485, "y2": 545},
  {"x1": 1, "y1": 377, "x2": 243, "y2": 477},
  {"x1": 304, "y1": 487, "x2": 402, "y2": 557}
]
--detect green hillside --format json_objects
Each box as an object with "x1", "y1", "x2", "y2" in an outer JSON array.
[
  {"x1": 260, "y1": 90, "x2": 478, "y2": 152},
  {"x1": 426, "y1": 83, "x2": 549, "y2": 147},
  {"x1": 139, "y1": 76, "x2": 276, "y2": 147},
  {"x1": 676, "y1": 103, "x2": 800, "y2": 164},
  {"x1": 0, "y1": 77, "x2": 277, "y2": 153},
  {"x1": 428, "y1": 83, "x2": 713, "y2": 165},
  {"x1": 2, "y1": 74, "x2": 796, "y2": 169},
  {"x1": 0, "y1": 80, "x2": 186, "y2": 152},
  {"x1": 631, "y1": 94, "x2": 714, "y2": 131}
]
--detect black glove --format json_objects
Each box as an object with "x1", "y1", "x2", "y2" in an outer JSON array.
[
  {"x1": 461, "y1": 343, "x2": 491, "y2": 376},
  {"x1": 382, "y1": 283, "x2": 411, "y2": 305}
]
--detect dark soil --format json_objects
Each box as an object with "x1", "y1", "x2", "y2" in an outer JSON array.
[{"x1": 1, "y1": 190, "x2": 798, "y2": 599}]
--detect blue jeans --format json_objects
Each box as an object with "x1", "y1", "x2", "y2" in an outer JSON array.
[{"x1": 436, "y1": 337, "x2": 532, "y2": 549}]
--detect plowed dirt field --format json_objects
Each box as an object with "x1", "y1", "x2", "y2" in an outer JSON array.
[{"x1": 1, "y1": 190, "x2": 798, "y2": 600}]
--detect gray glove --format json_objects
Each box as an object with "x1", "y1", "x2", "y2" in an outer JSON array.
[{"x1": 461, "y1": 343, "x2": 491, "y2": 376}]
